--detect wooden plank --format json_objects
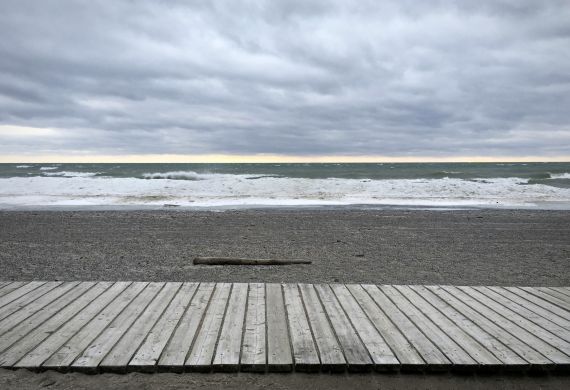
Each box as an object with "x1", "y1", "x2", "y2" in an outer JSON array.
[
  {"x1": 298, "y1": 284, "x2": 346, "y2": 372},
  {"x1": 282, "y1": 284, "x2": 320, "y2": 371},
  {"x1": 213, "y1": 283, "x2": 248, "y2": 372},
  {"x1": 410, "y1": 286, "x2": 526, "y2": 366},
  {"x1": 548, "y1": 287, "x2": 570, "y2": 300},
  {"x1": 240, "y1": 283, "x2": 266, "y2": 372},
  {"x1": 458, "y1": 287, "x2": 570, "y2": 356},
  {"x1": 510, "y1": 287, "x2": 570, "y2": 317},
  {"x1": 442, "y1": 286, "x2": 570, "y2": 364},
  {"x1": 380, "y1": 285, "x2": 476, "y2": 367},
  {"x1": 13, "y1": 282, "x2": 127, "y2": 368},
  {"x1": 0, "y1": 282, "x2": 45, "y2": 309},
  {"x1": 0, "y1": 282, "x2": 58, "y2": 320},
  {"x1": 362, "y1": 285, "x2": 450, "y2": 367},
  {"x1": 487, "y1": 287, "x2": 570, "y2": 330},
  {"x1": 330, "y1": 284, "x2": 399, "y2": 369},
  {"x1": 40, "y1": 282, "x2": 147, "y2": 370},
  {"x1": 71, "y1": 283, "x2": 165, "y2": 372},
  {"x1": 315, "y1": 284, "x2": 373, "y2": 371},
  {"x1": 185, "y1": 283, "x2": 231, "y2": 371},
  {"x1": 0, "y1": 282, "x2": 95, "y2": 354},
  {"x1": 395, "y1": 285, "x2": 502, "y2": 366},
  {"x1": 482, "y1": 287, "x2": 570, "y2": 337},
  {"x1": 129, "y1": 282, "x2": 198, "y2": 372},
  {"x1": 428, "y1": 286, "x2": 550, "y2": 365},
  {"x1": 0, "y1": 282, "x2": 80, "y2": 337},
  {"x1": 347, "y1": 284, "x2": 424, "y2": 367},
  {"x1": 157, "y1": 283, "x2": 213, "y2": 371},
  {"x1": 99, "y1": 283, "x2": 180, "y2": 372},
  {"x1": 0, "y1": 282, "x2": 26, "y2": 298},
  {"x1": 265, "y1": 283, "x2": 292, "y2": 372},
  {"x1": 536, "y1": 287, "x2": 570, "y2": 304}
]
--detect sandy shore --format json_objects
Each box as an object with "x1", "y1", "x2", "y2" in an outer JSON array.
[
  {"x1": 0, "y1": 209, "x2": 569, "y2": 285},
  {"x1": 1, "y1": 209, "x2": 569, "y2": 389}
]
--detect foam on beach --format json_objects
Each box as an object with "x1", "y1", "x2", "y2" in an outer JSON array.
[{"x1": 1, "y1": 173, "x2": 569, "y2": 209}]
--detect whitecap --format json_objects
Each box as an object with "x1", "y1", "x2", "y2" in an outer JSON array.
[{"x1": 142, "y1": 171, "x2": 205, "y2": 180}]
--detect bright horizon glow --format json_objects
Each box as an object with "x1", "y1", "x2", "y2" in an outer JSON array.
[{"x1": 0, "y1": 154, "x2": 568, "y2": 164}]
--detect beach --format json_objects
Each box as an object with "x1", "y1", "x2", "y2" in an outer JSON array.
[
  {"x1": 1, "y1": 209, "x2": 570, "y2": 389},
  {"x1": 0, "y1": 209, "x2": 568, "y2": 286}
]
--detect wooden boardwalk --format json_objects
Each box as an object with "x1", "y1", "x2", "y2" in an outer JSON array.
[{"x1": 0, "y1": 281, "x2": 569, "y2": 373}]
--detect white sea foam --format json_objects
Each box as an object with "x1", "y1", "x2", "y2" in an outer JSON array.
[
  {"x1": 142, "y1": 171, "x2": 205, "y2": 180},
  {"x1": 16, "y1": 165, "x2": 33, "y2": 168},
  {"x1": 43, "y1": 171, "x2": 100, "y2": 177},
  {"x1": 551, "y1": 173, "x2": 570, "y2": 179},
  {"x1": 39, "y1": 166, "x2": 58, "y2": 171},
  {"x1": 0, "y1": 174, "x2": 569, "y2": 209}
]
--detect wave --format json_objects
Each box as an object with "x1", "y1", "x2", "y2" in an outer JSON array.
[
  {"x1": 0, "y1": 175, "x2": 569, "y2": 208},
  {"x1": 16, "y1": 165, "x2": 33, "y2": 168},
  {"x1": 551, "y1": 173, "x2": 570, "y2": 179},
  {"x1": 142, "y1": 171, "x2": 206, "y2": 180},
  {"x1": 39, "y1": 166, "x2": 58, "y2": 171},
  {"x1": 43, "y1": 171, "x2": 100, "y2": 177}
]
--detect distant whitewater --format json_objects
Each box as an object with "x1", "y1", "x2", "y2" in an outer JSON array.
[{"x1": 1, "y1": 163, "x2": 569, "y2": 209}]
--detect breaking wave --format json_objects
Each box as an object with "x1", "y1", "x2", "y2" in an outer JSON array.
[{"x1": 142, "y1": 171, "x2": 205, "y2": 180}]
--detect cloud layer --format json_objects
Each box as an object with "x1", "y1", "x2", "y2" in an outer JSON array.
[{"x1": 1, "y1": 0, "x2": 569, "y2": 158}]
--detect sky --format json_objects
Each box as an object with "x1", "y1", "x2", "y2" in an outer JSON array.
[{"x1": 1, "y1": 0, "x2": 569, "y2": 162}]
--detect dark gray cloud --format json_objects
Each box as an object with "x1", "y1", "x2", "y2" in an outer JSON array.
[{"x1": 1, "y1": 0, "x2": 569, "y2": 157}]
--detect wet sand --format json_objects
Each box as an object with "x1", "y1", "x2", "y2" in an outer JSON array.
[{"x1": 0, "y1": 209, "x2": 569, "y2": 389}]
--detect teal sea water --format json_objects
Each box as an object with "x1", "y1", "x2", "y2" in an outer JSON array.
[{"x1": 0, "y1": 162, "x2": 569, "y2": 209}]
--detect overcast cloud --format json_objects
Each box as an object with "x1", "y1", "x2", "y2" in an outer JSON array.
[{"x1": 1, "y1": 0, "x2": 569, "y2": 158}]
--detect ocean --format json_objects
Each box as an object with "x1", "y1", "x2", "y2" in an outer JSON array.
[{"x1": 0, "y1": 162, "x2": 569, "y2": 209}]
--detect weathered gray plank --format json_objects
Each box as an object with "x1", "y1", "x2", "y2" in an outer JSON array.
[
  {"x1": 99, "y1": 282, "x2": 181, "y2": 372},
  {"x1": 482, "y1": 287, "x2": 570, "y2": 337},
  {"x1": 0, "y1": 282, "x2": 45, "y2": 309},
  {"x1": 299, "y1": 283, "x2": 346, "y2": 371},
  {"x1": 428, "y1": 286, "x2": 549, "y2": 365},
  {"x1": 14, "y1": 282, "x2": 128, "y2": 368},
  {"x1": 71, "y1": 283, "x2": 165, "y2": 372},
  {"x1": 410, "y1": 286, "x2": 526, "y2": 366},
  {"x1": 0, "y1": 282, "x2": 60, "y2": 320},
  {"x1": 0, "y1": 282, "x2": 95, "y2": 355},
  {"x1": 265, "y1": 283, "x2": 292, "y2": 372},
  {"x1": 381, "y1": 285, "x2": 476, "y2": 366},
  {"x1": 283, "y1": 283, "x2": 320, "y2": 371},
  {"x1": 548, "y1": 287, "x2": 570, "y2": 300},
  {"x1": 395, "y1": 285, "x2": 502, "y2": 366},
  {"x1": 0, "y1": 282, "x2": 26, "y2": 299},
  {"x1": 487, "y1": 287, "x2": 570, "y2": 331},
  {"x1": 330, "y1": 284, "x2": 398, "y2": 369},
  {"x1": 185, "y1": 283, "x2": 231, "y2": 371},
  {"x1": 442, "y1": 286, "x2": 570, "y2": 364},
  {"x1": 510, "y1": 287, "x2": 570, "y2": 317},
  {"x1": 518, "y1": 288, "x2": 570, "y2": 312},
  {"x1": 0, "y1": 282, "x2": 80, "y2": 338},
  {"x1": 213, "y1": 283, "x2": 248, "y2": 371},
  {"x1": 157, "y1": 283, "x2": 212, "y2": 371},
  {"x1": 41, "y1": 282, "x2": 147, "y2": 369},
  {"x1": 347, "y1": 284, "x2": 424, "y2": 366},
  {"x1": 458, "y1": 287, "x2": 570, "y2": 356},
  {"x1": 240, "y1": 283, "x2": 266, "y2": 372},
  {"x1": 129, "y1": 282, "x2": 198, "y2": 372},
  {"x1": 536, "y1": 288, "x2": 570, "y2": 305},
  {"x1": 362, "y1": 285, "x2": 450, "y2": 366}
]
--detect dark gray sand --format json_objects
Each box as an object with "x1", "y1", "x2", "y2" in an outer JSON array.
[
  {"x1": 0, "y1": 209, "x2": 569, "y2": 285},
  {"x1": 1, "y1": 369, "x2": 569, "y2": 390},
  {"x1": 1, "y1": 209, "x2": 569, "y2": 389}
]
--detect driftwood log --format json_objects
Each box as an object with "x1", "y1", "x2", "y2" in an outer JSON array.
[{"x1": 193, "y1": 257, "x2": 312, "y2": 265}]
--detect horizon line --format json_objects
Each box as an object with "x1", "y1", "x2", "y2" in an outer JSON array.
[{"x1": 0, "y1": 154, "x2": 569, "y2": 163}]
